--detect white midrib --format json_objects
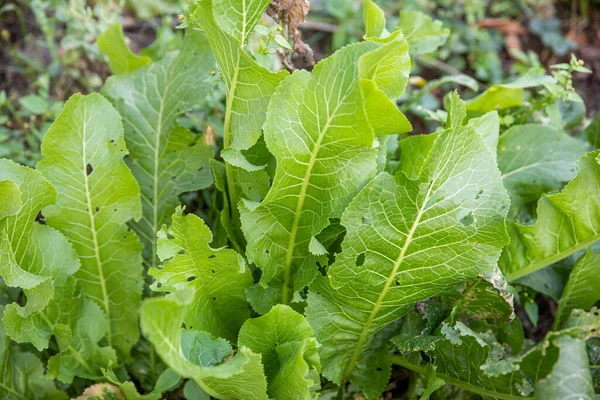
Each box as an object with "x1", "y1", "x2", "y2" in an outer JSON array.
[
  {"x1": 151, "y1": 98, "x2": 166, "y2": 270},
  {"x1": 81, "y1": 110, "x2": 112, "y2": 347},
  {"x1": 341, "y1": 180, "x2": 436, "y2": 382},
  {"x1": 501, "y1": 160, "x2": 564, "y2": 179},
  {"x1": 281, "y1": 99, "x2": 347, "y2": 304}
]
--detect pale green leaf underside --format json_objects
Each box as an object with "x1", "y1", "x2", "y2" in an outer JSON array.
[
  {"x1": 534, "y1": 335, "x2": 594, "y2": 400},
  {"x1": 500, "y1": 150, "x2": 600, "y2": 281},
  {"x1": 238, "y1": 305, "x2": 320, "y2": 399},
  {"x1": 241, "y1": 36, "x2": 411, "y2": 303},
  {"x1": 498, "y1": 124, "x2": 586, "y2": 208},
  {"x1": 141, "y1": 292, "x2": 268, "y2": 400},
  {"x1": 97, "y1": 23, "x2": 152, "y2": 75},
  {"x1": 102, "y1": 29, "x2": 215, "y2": 270},
  {"x1": 37, "y1": 93, "x2": 143, "y2": 359},
  {"x1": 150, "y1": 207, "x2": 253, "y2": 342},
  {"x1": 307, "y1": 95, "x2": 509, "y2": 398},
  {"x1": 213, "y1": 0, "x2": 270, "y2": 44}
]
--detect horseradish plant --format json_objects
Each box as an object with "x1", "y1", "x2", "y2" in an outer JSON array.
[{"x1": 1, "y1": 0, "x2": 599, "y2": 399}]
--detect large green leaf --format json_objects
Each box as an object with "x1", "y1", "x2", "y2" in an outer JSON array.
[
  {"x1": 150, "y1": 207, "x2": 253, "y2": 342},
  {"x1": 140, "y1": 292, "x2": 268, "y2": 400},
  {"x1": 194, "y1": 0, "x2": 288, "y2": 249},
  {"x1": 306, "y1": 94, "x2": 509, "y2": 398},
  {"x1": 102, "y1": 29, "x2": 215, "y2": 270},
  {"x1": 37, "y1": 93, "x2": 143, "y2": 359},
  {"x1": 240, "y1": 34, "x2": 412, "y2": 303},
  {"x1": 554, "y1": 248, "x2": 600, "y2": 329},
  {"x1": 498, "y1": 124, "x2": 586, "y2": 208},
  {"x1": 0, "y1": 306, "x2": 67, "y2": 400},
  {"x1": 500, "y1": 150, "x2": 600, "y2": 282},
  {"x1": 97, "y1": 23, "x2": 152, "y2": 75},
  {"x1": 238, "y1": 305, "x2": 320, "y2": 399}
]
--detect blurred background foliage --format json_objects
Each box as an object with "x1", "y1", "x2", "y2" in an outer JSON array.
[{"x1": 1, "y1": 0, "x2": 599, "y2": 166}]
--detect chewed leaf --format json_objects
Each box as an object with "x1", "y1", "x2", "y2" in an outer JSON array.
[
  {"x1": 37, "y1": 93, "x2": 143, "y2": 359},
  {"x1": 306, "y1": 94, "x2": 509, "y2": 398},
  {"x1": 150, "y1": 207, "x2": 252, "y2": 342},
  {"x1": 241, "y1": 35, "x2": 412, "y2": 304}
]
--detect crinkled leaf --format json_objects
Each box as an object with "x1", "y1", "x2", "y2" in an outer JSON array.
[
  {"x1": 102, "y1": 30, "x2": 215, "y2": 270},
  {"x1": 150, "y1": 207, "x2": 252, "y2": 342},
  {"x1": 500, "y1": 150, "x2": 600, "y2": 282},
  {"x1": 97, "y1": 23, "x2": 152, "y2": 75},
  {"x1": 0, "y1": 180, "x2": 21, "y2": 219},
  {"x1": 140, "y1": 292, "x2": 268, "y2": 400},
  {"x1": 238, "y1": 305, "x2": 320, "y2": 399},
  {"x1": 37, "y1": 93, "x2": 143, "y2": 359},
  {"x1": 0, "y1": 306, "x2": 67, "y2": 400},
  {"x1": 306, "y1": 94, "x2": 509, "y2": 398},
  {"x1": 398, "y1": 10, "x2": 449, "y2": 54},
  {"x1": 241, "y1": 35, "x2": 411, "y2": 303},
  {"x1": 554, "y1": 248, "x2": 600, "y2": 329},
  {"x1": 181, "y1": 330, "x2": 232, "y2": 367},
  {"x1": 498, "y1": 124, "x2": 586, "y2": 208}
]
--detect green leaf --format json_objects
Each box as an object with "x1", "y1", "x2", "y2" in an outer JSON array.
[
  {"x1": 18, "y1": 95, "x2": 48, "y2": 115},
  {"x1": 0, "y1": 180, "x2": 21, "y2": 219},
  {"x1": 398, "y1": 11, "x2": 449, "y2": 55},
  {"x1": 238, "y1": 305, "x2": 320, "y2": 399},
  {"x1": 195, "y1": 0, "x2": 287, "y2": 161},
  {"x1": 465, "y1": 69, "x2": 555, "y2": 114},
  {"x1": 104, "y1": 367, "x2": 181, "y2": 400},
  {"x1": 554, "y1": 248, "x2": 600, "y2": 329},
  {"x1": 0, "y1": 160, "x2": 78, "y2": 347},
  {"x1": 498, "y1": 124, "x2": 586, "y2": 208},
  {"x1": 240, "y1": 35, "x2": 412, "y2": 303},
  {"x1": 37, "y1": 93, "x2": 143, "y2": 359},
  {"x1": 140, "y1": 292, "x2": 268, "y2": 400},
  {"x1": 580, "y1": 111, "x2": 600, "y2": 151},
  {"x1": 393, "y1": 322, "x2": 534, "y2": 399},
  {"x1": 306, "y1": 94, "x2": 509, "y2": 398},
  {"x1": 97, "y1": 23, "x2": 152, "y2": 75},
  {"x1": 102, "y1": 29, "x2": 215, "y2": 270},
  {"x1": 500, "y1": 150, "x2": 600, "y2": 282},
  {"x1": 534, "y1": 335, "x2": 594, "y2": 400},
  {"x1": 181, "y1": 330, "x2": 233, "y2": 367},
  {"x1": 195, "y1": 0, "x2": 287, "y2": 247},
  {"x1": 150, "y1": 207, "x2": 253, "y2": 342},
  {"x1": 363, "y1": 0, "x2": 386, "y2": 38},
  {"x1": 0, "y1": 306, "x2": 67, "y2": 400}
]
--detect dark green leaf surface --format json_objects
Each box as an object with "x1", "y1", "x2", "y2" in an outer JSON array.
[{"x1": 102, "y1": 30, "x2": 215, "y2": 270}]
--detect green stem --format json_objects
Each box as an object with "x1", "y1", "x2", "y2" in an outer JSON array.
[{"x1": 391, "y1": 356, "x2": 532, "y2": 400}]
